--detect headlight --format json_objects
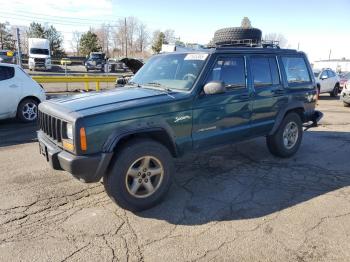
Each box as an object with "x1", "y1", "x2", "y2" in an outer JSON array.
[{"x1": 66, "y1": 123, "x2": 73, "y2": 140}]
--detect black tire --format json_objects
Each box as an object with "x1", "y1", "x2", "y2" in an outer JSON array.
[
  {"x1": 266, "y1": 112, "x2": 303, "y2": 158},
  {"x1": 213, "y1": 27, "x2": 262, "y2": 46},
  {"x1": 344, "y1": 102, "x2": 350, "y2": 107},
  {"x1": 103, "y1": 138, "x2": 173, "y2": 212},
  {"x1": 17, "y1": 98, "x2": 39, "y2": 123},
  {"x1": 330, "y1": 85, "x2": 339, "y2": 97}
]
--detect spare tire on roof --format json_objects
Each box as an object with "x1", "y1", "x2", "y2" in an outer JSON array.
[{"x1": 213, "y1": 27, "x2": 262, "y2": 46}]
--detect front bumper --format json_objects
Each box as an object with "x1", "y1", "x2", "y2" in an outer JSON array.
[
  {"x1": 340, "y1": 89, "x2": 350, "y2": 104},
  {"x1": 37, "y1": 131, "x2": 112, "y2": 183}
]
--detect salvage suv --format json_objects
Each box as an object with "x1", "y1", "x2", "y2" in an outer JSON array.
[{"x1": 37, "y1": 26, "x2": 322, "y2": 211}]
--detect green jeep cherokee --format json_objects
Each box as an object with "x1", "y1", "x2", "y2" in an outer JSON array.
[{"x1": 38, "y1": 43, "x2": 322, "y2": 211}]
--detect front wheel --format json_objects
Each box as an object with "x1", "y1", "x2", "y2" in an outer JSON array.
[
  {"x1": 330, "y1": 85, "x2": 339, "y2": 97},
  {"x1": 104, "y1": 139, "x2": 173, "y2": 211},
  {"x1": 17, "y1": 98, "x2": 39, "y2": 122},
  {"x1": 266, "y1": 112, "x2": 303, "y2": 158}
]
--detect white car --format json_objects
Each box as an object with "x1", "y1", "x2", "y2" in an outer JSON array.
[
  {"x1": 0, "y1": 63, "x2": 46, "y2": 122},
  {"x1": 340, "y1": 82, "x2": 350, "y2": 107},
  {"x1": 314, "y1": 68, "x2": 340, "y2": 97}
]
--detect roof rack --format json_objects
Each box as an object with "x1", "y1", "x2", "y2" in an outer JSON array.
[{"x1": 216, "y1": 39, "x2": 280, "y2": 49}]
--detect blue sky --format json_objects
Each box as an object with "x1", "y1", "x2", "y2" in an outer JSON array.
[{"x1": 3, "y1": 0, "x2": 350, "y2": 61}]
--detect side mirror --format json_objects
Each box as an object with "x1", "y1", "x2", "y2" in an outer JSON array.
[
  {"x1": 321, "y1": 75, "x2": 328, "y2": 80},
  {"x1": 203, "y1": 81, "x2": 226, "y2": 95}
]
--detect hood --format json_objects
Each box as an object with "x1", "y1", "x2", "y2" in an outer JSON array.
[
  {"x1": 120, "y1": 58, "x2": 144, "y2": 74},
  {"x1": 41, "y1": 87, "x2": 174, "y2": 118}
]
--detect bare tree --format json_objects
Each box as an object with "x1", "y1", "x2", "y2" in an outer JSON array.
[
  {"x1": 264, "y1": 33, "x2": 289, "y2": 48},
  {"x1": 163, "y1": 29, "x2": 175, "y2": 43},
  {"x1": 136, "y1": 22, "x2": 149, "y2": 52},
  {"x1": 70, "y1": 31, "x2": 82, "y2": 56},
  {"x1": 94, "y1": 24, "x2": 111, "y2": 56}
]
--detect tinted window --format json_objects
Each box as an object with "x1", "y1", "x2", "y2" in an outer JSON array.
[
  {"x1": 207, "y1": 56, "x2": 245, "y2": 89},
  {"x1": 251, "y1": 57, "x2": 272, "y2": 86},
  {"x1": 282, "y1": 57, "x2": 311, "y2": 84},
  {"x1": 30, "y1": 48, "x2": 49, "y2": 55},
  {"x1": 328, "y1": 70, "x2": 335, "y2": 78},
  {"x1": 0, "y1": 66, "x2": 15, "y2": 81}
]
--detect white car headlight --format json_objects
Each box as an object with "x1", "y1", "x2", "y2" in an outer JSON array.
[{"x1": 66, "y1": 123, "x2": 74, "y2": 140}]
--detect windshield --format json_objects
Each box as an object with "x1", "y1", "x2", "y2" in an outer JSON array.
[
  {"x1": 131, "y1": 53, "x2": 208, "y2": 91},
  {"x1": 30, "y1": 48, "x2": 49, "y2": 55}
]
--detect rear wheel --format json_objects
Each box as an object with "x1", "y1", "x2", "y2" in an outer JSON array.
[
  {"x1": 266, "y1": 112, "x2": 303, "y2": 158},
  {"x1": 17, "y1": 98, "x2": 38, "y2": 122},
  {"x1": 104, "y1": 139, "x2": 173, "y2": 211}
]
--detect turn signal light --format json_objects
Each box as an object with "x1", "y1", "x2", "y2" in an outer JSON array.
[{"x1": 80, "y1": 127, "x2": 87, "y2": 151}]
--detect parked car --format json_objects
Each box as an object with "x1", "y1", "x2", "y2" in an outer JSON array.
[
  {"x1": 314, "y1": 68, "x2": 340, "y2": 97},
  {"x1": 37, "y1": 26, "x2": 322, "y2": 211},
  {"x1": 339, "y1": 72, "x2": 350, "y2": 90},
  {"x1": 85, "y1": 52, "x2": 106, "y2": 72},
  {"x1": 0, "y1": 63, "x2": 46, "y2": 122},
  {"x1": 60, "y1": 58, "x2": 72, "y2": 66},
  {"x1": 0, "y1": 50, "x2": 15, "y2": 64},
  {"x1": 340, "y1": 81, "x2": 350, "y2": 107}
]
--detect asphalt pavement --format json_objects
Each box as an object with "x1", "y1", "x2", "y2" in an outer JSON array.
[{"x1": 0, "y1": 96, "x2": 349, "y2": 262}]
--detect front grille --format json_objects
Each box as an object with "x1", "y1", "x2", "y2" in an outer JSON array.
[
  {"x1": 34, "y1": 58, "x2": 45, "y2": 63},
  {"x1": 38, "y1": 111, "x2": 63, "y2": 143}
]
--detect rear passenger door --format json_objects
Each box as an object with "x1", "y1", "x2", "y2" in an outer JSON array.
[{"x1": 249, "y1": 55, "x2": 287, "y2": 135}]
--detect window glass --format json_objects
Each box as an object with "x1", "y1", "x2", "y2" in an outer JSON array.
[
  {"x1": 282, "y1": 57, "x2": 311, "y2": 84},
  {"x1": 328, "y1": 70, "x2": 335, "y2": 78},
  {"x1": 207, "y1": 56, "x2": 245, "y2": 89},
  {"x1": 0, "y1": 66, "x2": 15, "y2": 81},
  {"x1": 251, "y1": 57, "x2": 272, "y2": 86},
  {"x1": 320, "y1": 71, "x2": 328, "y2": 79}
]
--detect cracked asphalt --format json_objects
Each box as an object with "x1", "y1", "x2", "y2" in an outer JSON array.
[{"x1": 0, "y1": 96, "x2": 349, "y2": 262}]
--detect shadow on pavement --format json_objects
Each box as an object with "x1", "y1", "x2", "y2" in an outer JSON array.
[
  {"x1": 138, "y1": 130, "x2": 350, "y2": 225},
  {"x1": 0, "y1": 119, "x2": 38, "y2": 147}
]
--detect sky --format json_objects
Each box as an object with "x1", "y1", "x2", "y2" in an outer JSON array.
[{"x1": 1, "y1": 0, "x2": 350, "y2": 62}]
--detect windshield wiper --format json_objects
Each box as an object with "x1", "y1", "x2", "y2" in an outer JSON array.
[
  {"x1": 145, "y1": 82, "x2": 172, "y2": 92},
  {"x1": 126, "y1": 81, "x2": 141, "y2": 87}
]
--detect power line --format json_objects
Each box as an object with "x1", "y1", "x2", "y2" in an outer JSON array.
[
  {"x1": 0, "y1": 13, "x2": 123, "y2": 27},
  {"x1": 4, "y1": 10, "x2": 123, "y2": 22}
]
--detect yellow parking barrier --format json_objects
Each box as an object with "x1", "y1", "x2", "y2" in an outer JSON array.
[{"x1": 32, "y1": 75, "x2": 117, "y2": 91}]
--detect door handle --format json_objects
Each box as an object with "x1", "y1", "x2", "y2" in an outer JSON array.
[
  {"x1": 272, "y1": 89, "x2": 285, "y2": 95},
  {"x1": 9, "y1": 84, "x2": 18, "y2": 88},
  {"x1": 240, "y1": 94, "x2": 250, "y2": 99}
]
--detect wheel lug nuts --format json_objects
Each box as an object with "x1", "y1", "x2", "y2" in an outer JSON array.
[
  {"x1": 138, "y1": 172, "x2": 141, "y2": 176},
  {"x1": 138, "y1": 179, "x2": 142, "y2": 183},
  {"x1": 143, "y1": 168, "x2": 147, "y2": 172},
  {"x1": 147, "y1": 172, "x2": 151, "y2": 176},
  {"x1": 144, "y1": 179, "x2": 148, "y2": 183}
]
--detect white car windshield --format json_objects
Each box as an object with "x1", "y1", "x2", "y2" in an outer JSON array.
[{"x1": 130, "y1": 53, "x2": 208, "y2": 91}]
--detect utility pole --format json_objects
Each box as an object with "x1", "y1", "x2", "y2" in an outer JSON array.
[
  {"x1": 16, "y1": 28, "x2": 22, "y2": 67},
  {"x1": 124, "y1": 18, "x2": 128, "y2": 58},
  {"x1": 297, "y1": 42, "x2": 300, "y2": 50},
  {"x1": 328, "y1": 49, "x2": 332, "y2": 61}
]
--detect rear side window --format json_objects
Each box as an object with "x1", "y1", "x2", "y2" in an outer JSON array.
[
  {"x1": 207, "y1": 56, "x2": 246, "y2": 89},
  {"x1": 251, "y1": 57, "x2": 280, "y2": 87},
  {"x1": 0, "y1": 66, "x2": 15, "y2": 81},
  {"x1": 282, "y1": 57, "x2": 311, "y2": 84}
]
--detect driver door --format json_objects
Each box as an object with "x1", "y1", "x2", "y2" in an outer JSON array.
[
  {"x1": 0, "y1": 65, "x2": 19, "y2": 118},
  {"x1": 192, "y1": 55, "x2": 252, "y2": 150}
]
